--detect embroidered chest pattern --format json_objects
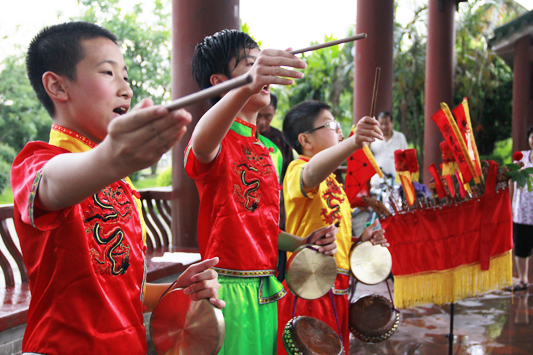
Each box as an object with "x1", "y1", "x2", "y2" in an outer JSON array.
[
  {"x1": 320, "y1": 177, "x2": 345, "y2": 227},
  {"x1": 232, "y1": 144, "x2": 273, "y2": 212},
  {"x1": 84, "y1": 185, "x2": 133, "y2": 276}
]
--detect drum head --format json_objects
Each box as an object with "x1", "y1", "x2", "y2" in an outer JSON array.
[
  {"x1": 150, "y1": 288, "x2": 225, "y2": 355},
  {"x1": 350, "y1": 241, "x2": 392, "y2": 285},
  {"x1": 285, "y1": 244, "x2": 337, "y2": 300},
  {"x1": 349, "y1": 294, "x2": 399, "y2": 343},
  {"x1": 283, "y1": 316, "x2": 344, "y2": 355}
]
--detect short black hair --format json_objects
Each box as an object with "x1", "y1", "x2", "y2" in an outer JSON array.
[
  {"x1": 26, "y1": 21, "x2": 118, "y2": 118},
  {"x1": 527, "y1": 126, "x2": 533, "y2": 139},
  {"x1": 191, "y1": 29, "x2": 259, "y2": 106},
  {"x1": 283, "y1": 100, "x2": 331, "y2": 154},
  {"x1": 269, "y1": 93, "x2": 278, "y2": 110},
  {"x1": 377, "y1": 111, "x2": 393, "y2": 121}
]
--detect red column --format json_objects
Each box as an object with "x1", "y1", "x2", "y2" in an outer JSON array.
[
  {"x1": 171, "y1": 0, "x2": 239, "y2": 248},
  {"x1": 354, "y1": 0, "x2": 394, "y2": 122},
  {"x1": 512, "y1": 35, "x2": 532, "y2": 152},
  {"x1": 423, "y1": 0, "x2": 456, "y2": 184}
]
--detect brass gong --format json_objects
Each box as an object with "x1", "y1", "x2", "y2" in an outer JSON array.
[
  {"x1": 285, "y1": 244, "x2": 337, "y2": 300},
  {"x1": 350, "y1": 241, "x2": 392, "y2": 285},
  {"x1": 150, "y1": 288, "x2": 225, "y2": 355}
]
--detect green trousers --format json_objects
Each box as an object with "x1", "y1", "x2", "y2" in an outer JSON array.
[{"x1": 217, "y1": 275, "x2": 283, "y2": 355}]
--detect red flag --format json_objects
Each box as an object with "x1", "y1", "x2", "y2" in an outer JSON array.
[
  {"x1": 431, "y1": 105, "x2": 478, "y2": 184},
  {"x1": 444, "y1": 174, "x2": 455, "y2": 197},
  {"x1": 452, "y1": 98, "x2": 482, "y2": 180},
  {"x1": 395, "y1": 150, "x2": 416, "y2": 206},
  {"x1": 428, "y1": 164, "x2": 447, "y2": 199},
  {"x1": 345, "y1": 146, "x2": 383, "y2": 204}
]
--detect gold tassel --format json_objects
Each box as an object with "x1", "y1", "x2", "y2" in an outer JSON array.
[
  {"x1": 393, "y1": 250, "x2": 512, "y2": 309},
  {"x1": 442, "y1": 162, "x2": 458, "y2": 177}
]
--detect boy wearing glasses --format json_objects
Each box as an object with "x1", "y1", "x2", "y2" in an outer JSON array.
[{"x1": 277, "y1": 100, "x2": 389, "y2": 354}]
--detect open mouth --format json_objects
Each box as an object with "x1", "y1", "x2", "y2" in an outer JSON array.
[{"x1": 113, "y1": 106, "x2": 128, "y2": 115}]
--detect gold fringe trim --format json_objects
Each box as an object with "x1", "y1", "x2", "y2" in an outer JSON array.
[{"x1": 393, "y1": 250, "x2": 512, "y2": 309}]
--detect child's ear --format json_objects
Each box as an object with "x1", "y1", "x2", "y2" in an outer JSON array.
[
  {"x1": 210, "y1": 74, "x2": 229, "y2": 87},
  {"x1": 298, "y1": 133, "x2": 312, "y2": 150},
  {"x1": 42, "y1": 72, "x2": 68, "y2": 102}
]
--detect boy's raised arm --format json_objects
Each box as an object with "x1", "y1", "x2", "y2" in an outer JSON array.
[
  {"x1": 37, "y1": 99, "x2": 191, "y2": 211},
  {"x1": 190, "y1": 49, "x2": 306, "y2": 164},
  {"x1": 302, "y1": 116, "x2": 383, "y2": 190}
]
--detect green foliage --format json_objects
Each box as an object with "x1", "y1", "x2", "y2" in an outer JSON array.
[
  {"x1": 454, "y1": 0, "x2": 521, "y2": 155},
  {"x1": 0, "y1": 55, "x2": 52, "y2": 152},
  {"x1": 492, "y1": 138, "x2": 512, "y2": 165},
  {"x1": 392, "y1": 4, "x2": 427, "y2": 165},
  {"x1": 128, "y1": 171, "x2": 141, "y2": 183},
  {"x1": 156, "y1": 166, "x2": 172, "y2": 187},
  {"x1": 0, "y1": 186, "x2": 13, "y2": 205},
  {"x1": 0, "y1": 160, "x2": 10, "y2": 195},
  {"x1": 75, "y1": 0, "x2": 172, "y2": 106},
  {"x1": 241, "y1": 23, "x2": 262, "y2": 47},
  {"x1": 0, "y1": 144, "x2": 16, "y2": 164},
  {"x1": 274, "y1": 32, "x2": 355, "y2": 137}
]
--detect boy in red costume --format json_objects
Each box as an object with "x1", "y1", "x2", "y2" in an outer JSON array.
[
  {"x1": 187, "y1": 30, "x2": 338, "y2": 354},
  {"x1": 11, "y1": 22, "x2": 224, "y2": 355},
  {"x1": 277, "y1": 100, "x2": 389, "y2": 354}
]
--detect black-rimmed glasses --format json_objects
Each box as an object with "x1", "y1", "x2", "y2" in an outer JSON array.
[{"x1": 303, "y1": 121, "x2": 342, "y2": 134}]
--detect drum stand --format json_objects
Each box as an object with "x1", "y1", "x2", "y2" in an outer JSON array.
[{"x1": 445, "y1": 302, "x2": 455, "y2": 355}]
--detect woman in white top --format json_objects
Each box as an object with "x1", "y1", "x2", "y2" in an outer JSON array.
[{"x1": 508, "y1": 125, "x2": 533, "y2": 292}]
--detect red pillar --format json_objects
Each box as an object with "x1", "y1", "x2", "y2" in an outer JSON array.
[
  {"x1": 512, "y1": 35, "x2": 532, "y2": 152},
  {"x1": 423, "y1": 0, "x2": 456, "y2": 184},
  {"x1": 354, "y1": 0, "x2": 394, "y2": 122},
  {"x1": 171, "y1": 0, "x2": 239, "y2": 248}
]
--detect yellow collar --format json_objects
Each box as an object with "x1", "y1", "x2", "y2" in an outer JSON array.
[{"x1": 49, "y1": 124, "x2": 96, "y2": 153}]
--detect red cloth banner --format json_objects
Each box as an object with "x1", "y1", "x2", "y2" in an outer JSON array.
[{"x1": 381, "y1": 187, "x2": 512, "y2": 276}]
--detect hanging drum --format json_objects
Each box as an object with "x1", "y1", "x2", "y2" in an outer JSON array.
[
  {"x1": 150, "y1": 288, "x2": 225, "y2": 355},
  {"x1": 282, "y1": 316, "x2": 345, "y2": 355},
  {"x1": 349, "y1": 240, "x2": 392, "y2": 285},
  {"x1": 349, "y1": 293, "x2": 400, "y2": 343}
]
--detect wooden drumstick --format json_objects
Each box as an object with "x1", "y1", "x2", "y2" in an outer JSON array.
[
  {"x1": 369, "y1": 67, "x2": 381, "y2": 118},
  {"x1": 165, "y1": 74, "x2": 253, "y2": 111},
  {"x1": 288, "y1": 33, "x2": 367, "y2": 55}
]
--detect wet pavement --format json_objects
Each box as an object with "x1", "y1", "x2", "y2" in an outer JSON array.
[{"x1": 349, "y1": 267, "x2": 533, "y2": 355}]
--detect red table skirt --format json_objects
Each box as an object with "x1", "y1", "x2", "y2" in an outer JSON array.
[{"x1": 381, "y1": 188, "x2": 513, "y2": 308}]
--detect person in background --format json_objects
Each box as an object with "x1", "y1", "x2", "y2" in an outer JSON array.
[
  {"x1": 507, "y1": 125, "x2": 533, "y2": 292},
  {"x1": 257, "y1": 93, "x2": 295, "y2": 183},
  {"x1": 369, "y1": 111, "x2": 408, "y2": 190}
]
